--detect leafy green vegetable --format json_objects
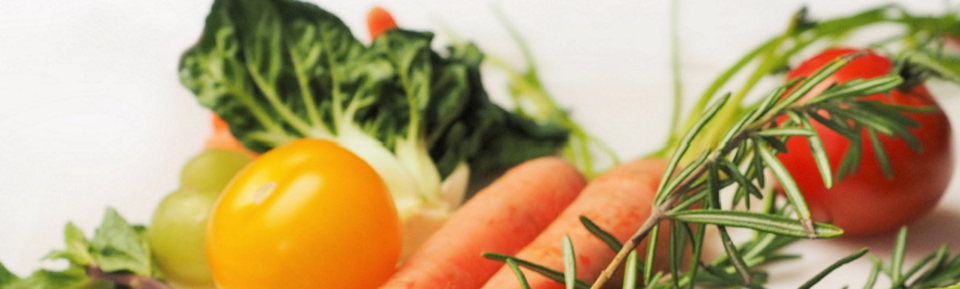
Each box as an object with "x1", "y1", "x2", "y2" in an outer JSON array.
[
  {"x1": 0, "y1": 209, "x2": 166, "y2": 289},
  {"x1": 0, "y1": 262, "x2": 16, "y2": 287},
  {"x1": 88, "y1": 210, "x2": 154, "y2": 277},
  {"x1": 178, "y1": 0, "x2": 568, "y2": 243}
]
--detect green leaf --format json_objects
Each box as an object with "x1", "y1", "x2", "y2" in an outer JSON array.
[
  {"x1": 798, "y1": 248, "x2": 868, "y2": 289},
  {"x1": 88, "y1": 209, "x2": 152, "y2": 276},
  {"x1": 669, "y1": 220, "x2": 687, "y2": 288},
  {"x1": 0, "y1": 261, "x2": 18, "y2": 286},
  {"x1": 180, "y1": 0, "x2": 568, "y2": 182},
  {"x1": 913, "y1": 245, "x2": 949, "y2": 287},
  {"x1": 719, "y1": 158, "x2": 761, "y2": 199},
  {"x1": 667, "y1": 209, "x2": 843, "y2": 238},
  {"x1": 506, "y1": 258, "x2": 532, "y2": 289},
  {"x1": 660, "y1": 149, "x2": 711, "y2": 201},
  {"x1": 810, "y1": 75, "x2": 902, "y2": 103},
  {"x1": 623, "y1": 250, "x2": 640, "y2": 289},
  {"x1": 866, "y1": 128, "x2": 894, "y2": 180},
  {"x1": 719, "y1": 86, "x2": 786, "y2": 145},
  {"x1": 562, "y1": 236, "x2": 576, "y2": 289},
  {"x1": 685, "y1": 224, "x2": 707, "y2": 289},
  {"x1": 836, "y1": 132, "x2": 863, "y2": 180},
  {"x1": 777, "y1": 54, "x2": 854, "y2": 110},
  {"x1": 579, "y1": 216, "x2": 622, "y2": 252},
  {"x1": 754, "y1": 128, "x2": 815, "y2": 137},
  {"x1": 482, "y1": 253, "x2": 591, "y2": 289},
  {"x1": 45, "y1": 223, "x2": 95, "y2": 266},
  {"x1": 718, "y1": 226, "x2": 752, "y2": 284},
  {"x1": 798, "y1": 115, "x2": 834, "y2": 188},
  {"x1": 892, "y1": 227, "x2": 909, "y2": 286},
  {"x1": 752, "y1": 141, "x2": 765, "y2": 188},
  {"x1": 864, "y1": 259, "x2": 880, "y2": 289},
  {"x1": 808, "y1": 112, "x2": 859, "y2": 141},
  {"x1": 3, "y1": 265, "x2": 104, "y2": 289},
  {"x1": 754, "y1": 137, "x2": 816, "y2": 238},
  {"x1": 644, "y1": 224, "x2": 660, "y2": 286},
  {"x1": 656, "y1": 93, "x2": 730, "y2": 204}
]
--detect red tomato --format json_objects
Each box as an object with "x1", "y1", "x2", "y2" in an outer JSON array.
[{"x1": 778, "y1": 48, "x2": 954, "y2": 236}]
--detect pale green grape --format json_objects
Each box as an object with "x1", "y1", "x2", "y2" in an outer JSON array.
[
  {"x1": 179, "y1": 149, "x2": 254, "y2": 192},
  {"x1": 149, "y1": 187, "x2": 219, "y2": 289},
  {"x1": 150, "y1": 149, "x2": 254, "y2": 289}
]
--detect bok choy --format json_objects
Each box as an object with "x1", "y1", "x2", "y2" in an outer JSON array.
[{"x1": 178, "y1": 0, "x2": 569, "y2": 255}]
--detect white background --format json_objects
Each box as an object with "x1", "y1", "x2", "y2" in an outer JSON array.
[{"x1": 1, "y1": 0, "x2": 959, "y2": 287}]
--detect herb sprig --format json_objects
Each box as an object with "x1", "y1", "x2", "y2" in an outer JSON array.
[
  {"x1": 0, "y1": 209, "x2": 170, "y2": 289},
  {"x1": 483, "y1": 4, "x2": 960, "y2": 289}
]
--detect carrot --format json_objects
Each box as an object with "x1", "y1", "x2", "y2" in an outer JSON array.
[
  {"x1": 205, "y1": 113, "x2": 253, "y2": 154},
  {"x1": 481, "y1": 158, "x2": 670, "y2": 289},
  {"x1": 380, "y1": 157, "x2": 587, "y2": 289},
  {"x1": 367, "y1": 6, "x2": 397, "y2": 39}
]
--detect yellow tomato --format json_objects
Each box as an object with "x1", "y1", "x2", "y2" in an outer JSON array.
[{"x1": 206, "y1": 139, "x2": 401, "y2": 289}]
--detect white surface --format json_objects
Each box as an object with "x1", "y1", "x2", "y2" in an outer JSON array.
[{"x1": 0, "y1": 0, "x2": 957, "y2": 287}]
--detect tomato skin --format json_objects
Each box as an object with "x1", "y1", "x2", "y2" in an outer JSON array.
[
  {"x1": 778, "y1": 48, "x2": 954, "y2": 236},
  {"x1": 206, "y1": 139, "x2": 401, "y2": 289}
]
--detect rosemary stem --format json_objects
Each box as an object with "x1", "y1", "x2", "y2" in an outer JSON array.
[{"x1": 591, "y1": 204, "x2": 668, "y2": 289}]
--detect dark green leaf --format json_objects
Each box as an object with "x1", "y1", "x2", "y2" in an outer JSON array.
[
  {"x1": 776, "y1": 54, "x2": 855, "y2": 111},
  {"x1": 719, "y1": 158, "x2": 762, "y2": 199},
  {"x1": 911, "y1": 245, "x2": 949, "y2": 287},
  {"x1": 836, "y1": 132, "x2": 863, "y2": 180},
  {"x1": 655, "y1": 93, "x2": 730, "y2": 204},
  {"x1": 707, "y1": 161, "x2": 722, "y2": 209},
  {"x1": 718, "y1": 226, "x2": 752, "y2": 284},
  {"x1": 685, "y1": 224, "x2": 707, "y2": 289},
  {"x1": 753, "y1": 141, "x2": 766, "y2": 188},
  {"x1": 866, "y1": 128, "x2": 894, "y2": 180},
  {"x1": 506, "y1": 258, "x2": 532, "y2": 289},
  {"x1": 798, "y1": 248, "x2": 868, "y2": 289},
  {"x1": 482, "y1": 253, "x2": 591, "y2": 289},
  {"x1": 180, "y1": 0, "x2": 568, "y2": 180},
  {"x1": 668, "y1": 209, "x2": 843, "y2": 238},
  {"x1": 811, "y1": 75, "x2": 902, "y2": 103},
  {"x1": 754, "y1": 137, "x2": 816, "y2": 237},
  {"x1": 579, "y1": 216, "x2": 622, "y2": 252},
  {"x1": 644, "y1": 224, "x2": 660, "y2": 286},
  {"x1": 660, "y1": 149, "x2": 711, "y2": 201},
  {"x1": 809, "y1": 112, "x2": 860, "y2": 141},
  {"x1": 799, "y1": 116, "x2": 834, "y2": 188},
  {"x1": 0, "y1": 261, "x2": 18, "y2": 286}
]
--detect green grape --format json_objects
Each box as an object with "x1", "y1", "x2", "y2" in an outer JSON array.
[
  {"x1": 149, "y1": 187, "x2": 219, "y2": 289},
  {"x1": 150, "y1": 149, "x2": 254, "y2": 289},
  {"x1": 179, "y1": 149, "x2": 254, "y2": 192}
]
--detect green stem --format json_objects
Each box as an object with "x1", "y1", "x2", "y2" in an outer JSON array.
[{"x1": 667, "y1": 0, "x2": 684, "y2": 147}]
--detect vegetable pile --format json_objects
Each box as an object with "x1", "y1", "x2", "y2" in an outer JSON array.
[{"x1": 1, "y1": 1, "x2": 959, "y2": 289}]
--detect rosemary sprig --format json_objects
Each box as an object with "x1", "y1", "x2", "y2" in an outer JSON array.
[
  {"x1": 477, "y1": 4, "x2": 958, "y2": 289},
  {"x1": 485, "y1": 52, "x2": 927, "y2": 289},
  {"x1": 859, "y1": 227, "x2": 960, "y2": 289}
]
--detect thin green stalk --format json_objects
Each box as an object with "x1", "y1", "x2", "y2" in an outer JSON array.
[{"x1": 667, "y1": 0, "x2": 684, "y2": 148}]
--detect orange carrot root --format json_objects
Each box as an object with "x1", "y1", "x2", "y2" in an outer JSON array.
[
  {"x1": 367, "y1": 6, "x2": 398, "y2": 39},
  {"x1": 481, "y1": 158, "x2": 670, "y2": 289},
  {"x1": 380, "y1": 157, "x2": 587, "y2": 289},
  {"x1": 205, "y1": 113, "x2": 254, "y2": 154}
]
